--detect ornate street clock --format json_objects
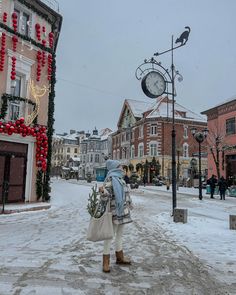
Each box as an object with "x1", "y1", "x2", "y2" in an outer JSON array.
[{"x1": 141, "y1": 71, "x2": 166, "y2": 98}]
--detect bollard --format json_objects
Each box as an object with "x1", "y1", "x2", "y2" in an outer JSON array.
[
  {"x1": 229, "y1": 215, "x2": 236, "y2": 230},
  {"x1": 173, "y1": 208, "x2": 188, "y2": 223}
]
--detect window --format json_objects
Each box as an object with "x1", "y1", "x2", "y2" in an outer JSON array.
[
  {"x1": 74, "y1": 148, "x2": 77, "y2": 153},
  {"x1": 150, "y1": 143, "x2": 157, "y2": 156},
  {"x1": 131, "y1": 145, "x2": 135, "y2": 159},
  {"x1": 183, "y1": 143, "x2": 189, "y2": 158},
  {"x1": 90, "y1": 154, "x2": 93, "y2": 162},
  {"x1": 9, "y1": 75, "x2": 22, "y2": 120},
  {"x1": 95, "y1": 154, "x2": 99, "y2": 163},
  {"x1": 183, "y1": 125, "x2": 188, "y2": 138},
  {"x1": 138, "y1": 144, "x2": 144, "y2": 157},
  {"x1": 150, "y1": 124, "x2": 157, "y2": 135},
  {"x1": 14, "y1": 7, "x2": 31, "y2": 37},
  {"x1": 67, "y1": 147, "x2": 70, "y2": 153},
  {"x1": 226, "y1": 118, "x2": 236, "y2": 135}
]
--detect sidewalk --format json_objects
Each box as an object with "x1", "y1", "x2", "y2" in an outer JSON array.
[{"x1": 0, "y1": 202, "x2": 51, "y2": 214}]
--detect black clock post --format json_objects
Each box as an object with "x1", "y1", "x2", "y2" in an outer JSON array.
[{"x1": 135, "y1": 27, "x2": 190, "y2": 217}]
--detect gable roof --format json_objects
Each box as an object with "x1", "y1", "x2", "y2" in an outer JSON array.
[
  {"x1": 119, "y1": 97, "x2": 206, "y2": 124},
  {"x1": 146, "y1": 97, "x2": 206, "y2": 122}
]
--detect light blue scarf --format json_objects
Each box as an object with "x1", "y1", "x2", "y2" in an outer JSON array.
[{"x1": 105, "y1": 168, "x2": 125, "y2": 217}]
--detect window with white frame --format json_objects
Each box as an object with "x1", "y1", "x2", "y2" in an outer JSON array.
[
  {"x1": 149, "y1": 142, "x2": 158, "y2": 156},
  {"x1": 67, "y1": 147, "x2": 70, "y2": 153},
  {"x1": 183, "y1": 125, "x2": 188, "y2": 138},
  {"x1": 138, "y1": 143, "x2": 144, "y2": 157},
  {"x1": 9, "y1": 75, "x2": 23, "y2": 120},
  {"x1": 130, "y1": 145, "x2": 135, "y2": 159},
  {"x1": 183, "y1": 143, "x2": 189, "y2": 158},
  {"x1": 150, "y1": 124, "x2": 157, "y2": 135},
  {"x1": 14, "y1": 5, "x2": 31, "y2": 37}
]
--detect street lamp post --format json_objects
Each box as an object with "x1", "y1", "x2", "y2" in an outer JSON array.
[
  {"x1": 191, "y1": 128, "x2": 208, "y2": 200},
  {"x1": 135, "y1": 26, "x2": 190, "y2": 216}
]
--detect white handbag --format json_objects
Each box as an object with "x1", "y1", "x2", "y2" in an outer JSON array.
[{"x1": 87, "y1": 199, "x2": 114, "y2": 242}]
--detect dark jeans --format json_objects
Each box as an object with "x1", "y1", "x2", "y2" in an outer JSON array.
[
  {"x1": 210, "y1": 187, "x2": 215, "y2": 198},
  {"x1": 220, "y1": 191, "x2": 226, "y2": 200}
]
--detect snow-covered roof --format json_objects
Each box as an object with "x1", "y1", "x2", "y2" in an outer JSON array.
[
  {"x1": 100, "y1": 128, "x2": 113, "y2": 140},
  {"x1": 147, "y1": 98, "x2": 206, "y2": 122},
  {"x1": 126, "y1": 99, "x2": 153, "y2": 118},
  {"x1": 126, "y1": 97, "x2": 206, "y2": 123}
]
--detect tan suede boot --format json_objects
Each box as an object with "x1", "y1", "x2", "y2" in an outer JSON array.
[
  {"x1": 115, "y1": 250, "x2": 131, "y2": 265},
  {"x1": 103, "y1": 254, "x2": 110, "y2": 273}
]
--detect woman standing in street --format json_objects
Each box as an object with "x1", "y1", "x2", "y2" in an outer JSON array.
[{"x1": 99, "y1": 160, "x2": 133, "y2": 273}]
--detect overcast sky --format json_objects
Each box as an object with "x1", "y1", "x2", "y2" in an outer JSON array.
[{"x1": 54, "y1": 0, "x2": 236, "y2": 134}]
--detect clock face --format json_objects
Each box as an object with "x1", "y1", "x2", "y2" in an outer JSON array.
[{"x1": 141, "y1": 71, "x2": 166, "y2": 98}]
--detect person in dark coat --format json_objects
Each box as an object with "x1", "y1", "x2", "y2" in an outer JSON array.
[
  {"x1": 208, "y1": 174, "x2": 217, "y2": 199},
  {"x1": 218, "y1": 176, "x2": 228, "y2": 200}
]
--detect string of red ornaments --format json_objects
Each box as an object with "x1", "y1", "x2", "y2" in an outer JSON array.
[
  {"x1": 35, "y1": 23, "x2": 41, "y2": 41},
  {"x1": 0, "y1": 118, "x2": 48, "y2": 172},
  {"x1": 3, "y1": 12, "x2": 7, "y2": 23},
  {"x1": 11, "y1": 56, "x2": 16, "y2": 80},
  {"x1": 47, "y1": 54, "x2": 52, "y2": 81},
  {"x1": 36, "y1": 50, "x2": 42, "y2": 81},
  {"x1": 11, "y1": 12, "x2": 18, "y2": 32},
  {"x1": 0, "y1": 32, "x2": 6, "y2": 72},
  {"x1": 48, "y1": 32, "x2": 54, "y2": 49}
]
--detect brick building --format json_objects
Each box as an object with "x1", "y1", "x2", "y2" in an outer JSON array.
[
  {"x1": 112, "y1": 97, "x2": 208, "y2": 183},
  {"x1": 0, "y1": 0, "x2": 62, "y2": 203},
  {"x1": 202, "y1": 96, "x2": 236, "y2": 183}
]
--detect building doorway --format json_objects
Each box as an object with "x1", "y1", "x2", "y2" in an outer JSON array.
[
  {"x1": 226, "y1": 154, "x2": 236, "y2": 185},
  {"x1": 0, "y1": 141, "x2": 28, "y2": 203}
]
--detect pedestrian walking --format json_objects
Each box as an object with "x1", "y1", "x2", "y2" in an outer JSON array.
[
  {"x1": 208, "y1": 174, "x2": 218, "y2": 199},
  {"x1": 99, "y1": 160, "x2": 133, "y2": 273},
  {"x1": 218, "y1": 176, "x2": 228, "y2": 200}
]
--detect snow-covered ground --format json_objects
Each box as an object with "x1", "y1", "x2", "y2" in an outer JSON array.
[
  {"x1": 135, "y1": 184, "x2": 236, "y2": 285},
  {"x1": 0, "y1": 179, "x2": 235, "y2": 294}
]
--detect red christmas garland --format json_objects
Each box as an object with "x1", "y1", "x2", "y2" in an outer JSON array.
[
  {"x1": 11, "y1": 56, "x2": 16, "y2": 80},
  {"x1": 12, "y1": 12, "x2": 18, "y2": 32},
  {"x1": 3, "y1": 12, "x2": 7, "y2": 23},
  {"x1": 47, "y1": 53, "x2": 52, "y2": 81},
  {"x1": 0, "y1": 118, "x2": 48, "y2": 172},
  {"x1": 35, "y1": 23, "x2": 41, "y2": 41},
  {"x1": 36, "y1": 50, "x2": 42, "y2": 81},
  {"x1": 0, "y1": 32, "x2": 6, "y2": 72}
]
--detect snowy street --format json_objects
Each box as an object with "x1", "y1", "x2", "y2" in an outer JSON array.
[{"x1": 0, "y1": 179, "x2": 235, "y2": 295}]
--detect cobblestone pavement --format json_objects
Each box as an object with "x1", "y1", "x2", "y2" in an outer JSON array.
[{"x1": 0, "y1": 180, "x2": 234, "y2": 295}]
